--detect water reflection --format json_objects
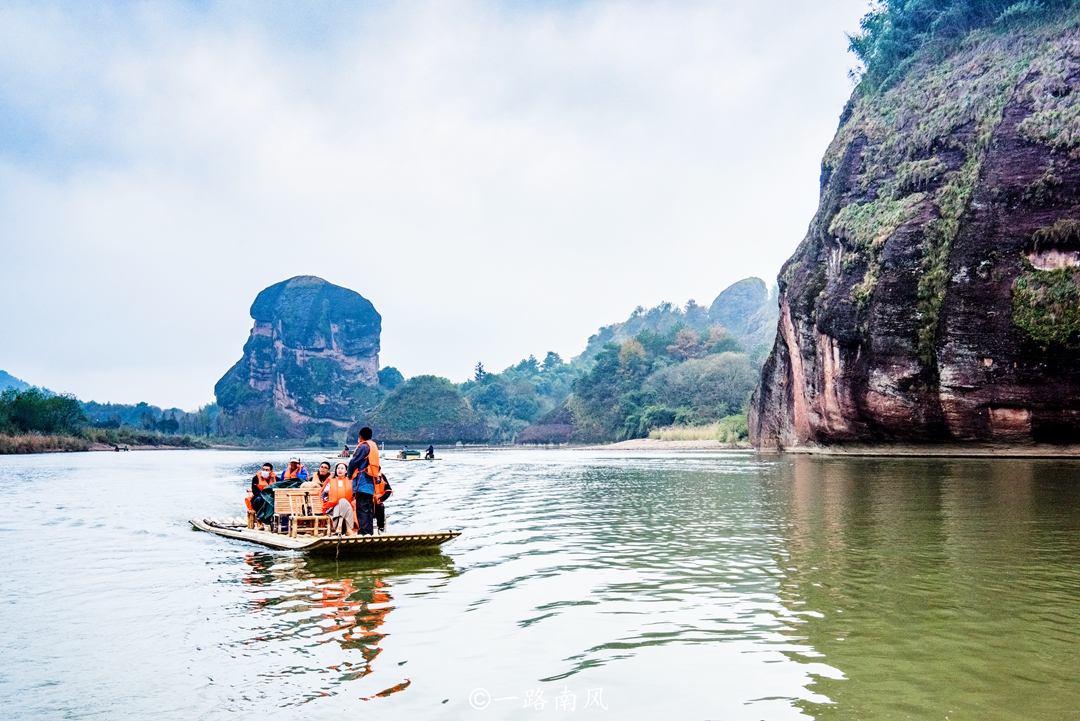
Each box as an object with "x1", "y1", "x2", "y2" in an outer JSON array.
[
  {"x1": 4, "y1": 449, "x2": 1080, "y2": 719},
  {"x1": 773, "y1": 456, "x2": 1080, "y2": 719},
  {"x1": 236, "y1": 553, "x2": 454, "y2": 704}
]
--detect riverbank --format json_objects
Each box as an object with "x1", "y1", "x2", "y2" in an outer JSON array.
[
  {"x1": 769, "y1": 443, "x2": 1080, "y2": 457},
  {"x1": 0, "y1": 434, "x2": 91, "y2": 454},
  {"x1": 0, "y1": 432, "x2": 210, "y2": 454},
  {"x1": 585, "y1": 439, "x2": 751, "y2": 450}
]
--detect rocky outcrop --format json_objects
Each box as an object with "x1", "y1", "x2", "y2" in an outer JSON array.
[
  {"x1": 576, "y1": 277, "x2": 776, "y2": 363},
  {"x1": 215, "y1": 276, "x2": 382, "y2": 431},
  {"x1": 708, "y1": 277, "x2": 778, "y2": 352},
  {"x1": 752, "y1": 22, "x2": 1080, "y2": 450}
]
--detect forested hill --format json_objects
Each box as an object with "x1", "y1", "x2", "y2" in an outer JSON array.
[
  {"x1": 359, "y1": 277, "x2": 780, "y2": 445},
  {"x1": 576, "y1": 278, "x2": 777, "y2": 364}
]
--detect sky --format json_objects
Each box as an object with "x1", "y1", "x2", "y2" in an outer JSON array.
[{"x1": 0, "y1": 0, "x2": 869, "y2": 410}]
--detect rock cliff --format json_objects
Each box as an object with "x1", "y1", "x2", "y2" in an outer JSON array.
[
  {"x1": 708, "y1": 277, "x2": 779, "y2": 352},
  {"x1": 575, "y1": 277, "x2": 776, "y2": 362},
  {"x1": 752, "y1": 20, "x2": 1080, "y2": 449},
  {"x1": 215, "y1": 276, "x2": 381, "y2": 431}
]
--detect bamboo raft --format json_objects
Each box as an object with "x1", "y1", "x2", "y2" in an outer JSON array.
[{"x1": 190, "y1": 517, "x2": 460, "y2": 556}]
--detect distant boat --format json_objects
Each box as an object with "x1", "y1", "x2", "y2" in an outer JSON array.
[
  {"x1": 391, "y1": 449, "x2": 440, "y2": 461},
  {"x1": 190, "y1": 518, "x2": 459, "y2": 556}
]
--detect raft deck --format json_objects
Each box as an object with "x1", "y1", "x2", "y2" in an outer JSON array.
[{"x1": 190, "y1": 518, "x2": 460, "y2": 555}]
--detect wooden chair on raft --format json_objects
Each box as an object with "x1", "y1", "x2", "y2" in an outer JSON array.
[{"x1": 272, "y1": 488, "x2": 330, "y2": 538}]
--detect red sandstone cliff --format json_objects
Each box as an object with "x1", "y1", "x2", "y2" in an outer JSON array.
[{"x1": 751, "y1": 23, "x2": 1080, "y2": 449}]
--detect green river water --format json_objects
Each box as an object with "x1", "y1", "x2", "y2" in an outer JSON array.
[{"x1": 0, "y1": 449, "x2": 1078, "y2": 719}]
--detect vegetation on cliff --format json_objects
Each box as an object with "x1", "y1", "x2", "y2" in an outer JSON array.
[
  {"x1": 817, "y1": 19, "x2": 1047, "y2": 362},
  {"x1": 789, "y1": 2, "x2": 1080, "y2": 366},
  {"x1": 1013, "y1": 264, "x2": 1080, "y2": 344},
  {"x1": 850, "y1": 0, "x2": 1077, "y2": 89},
  {"x1": 754, "y1": 1, "x2": 1080, "y2": 448}
]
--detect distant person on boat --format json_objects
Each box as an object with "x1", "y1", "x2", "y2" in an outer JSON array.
[
  {"x1": 247, "y1": 462, "x2": 275, "y2": 530},
  {"x1": 347, "y1": 427, "x2": 381, "y2": 535},
  {"x1": 425, "y1": 445, "x2": 435, "y2": 460},
  {"x1": 373, "y1": 472, "x2": 393, "y2": 534},
  {"x1": 322, "y1": 462, "x2": 356, "y2": 535},
  {"x1": 397, "y1": 446, "x2": 408, "y2": 460},
  {"x1": 341, "y1": 445, "x2": 351, "y2": 457},
  {"x1": 302, "y1": 461, "x2": 331, "y2": 489},
  {"x1": 280, "y1": 457, "x2": 309, "y2": 483}
]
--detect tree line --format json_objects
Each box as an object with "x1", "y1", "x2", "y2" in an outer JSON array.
[{"x1": 850, "y1": 0, "x2": 1077, "y2": 89}]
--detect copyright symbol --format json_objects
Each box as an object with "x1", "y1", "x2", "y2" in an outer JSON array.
[{"x1": 469, "y1": 688, "x2": 491, "y2": 709}]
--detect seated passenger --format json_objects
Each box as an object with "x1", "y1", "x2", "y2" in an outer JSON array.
[
  {"x1": 321, "y1": 462, "x2": 356, "y2": 535},
  {"x1": 280, "y1": 456, "x2": 309, "y2": 483},
  {"x1": 374, "y1": 472, "x2": 393, "y2": 534},
  {"x1": 301, "y1": 461, "x2": 330, "y2": 489},
  {"x1": 247, "y1": 462, "x2": 275, "y2": 530}
]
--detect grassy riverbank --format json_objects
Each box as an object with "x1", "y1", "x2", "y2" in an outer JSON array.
[
  {"x1": 0, "y1": 430, "x2": 210, "y2": 454},
  {"x1": 648, "y1": 414, "x2": 748, "y2": 443},
  {"x1": 0, "y1": 434, "x2": 91, "y2": 454},
  {"x1": 82, "y1": 427, "x2": 209, "y2": 449}
]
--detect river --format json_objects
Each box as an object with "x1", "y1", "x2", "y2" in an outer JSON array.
[{"x1": 0, "y1": 449, "x2": 1078, "y2": 719}]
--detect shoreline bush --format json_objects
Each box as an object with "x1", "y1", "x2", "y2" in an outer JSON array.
[
  {"x1": 648, "y1": 414, "x2": 749, "y2": 443},
  {"x1": 0, "y1": 434, "x2": 90, "y2": 454}
]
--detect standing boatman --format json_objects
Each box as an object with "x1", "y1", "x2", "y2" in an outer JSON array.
[{"x1": 346, "y1": 427, "x2": 381, "y2": 535}]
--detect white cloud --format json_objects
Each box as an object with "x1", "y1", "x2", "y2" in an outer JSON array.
[{"x1": 0, "y1": 0, "x2": 867, "y2": 408}]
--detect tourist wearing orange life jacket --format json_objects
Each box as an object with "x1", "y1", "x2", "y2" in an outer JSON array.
[
  {"x1": 373, "y1": 472, "x2": 393, "y2": 534},
  {"x1": 346, "y1": 426, "x2": 380, "y2": 535},
  {"x1": 321, "y1": 462, "x2": 356, "y2": 535},
  {"x1": 247, "y1": 462, "x2": 275, "y2": 530},
  {"x1": 279, "y1": 457, "x2": 309, "y2": 483},
  {"x1": 300, "y1": 462, "x2": 330, "y2": 490}
]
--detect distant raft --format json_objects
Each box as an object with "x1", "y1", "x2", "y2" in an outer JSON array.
[
  {"x1": 389, "y1": 456, "x2": 441, "y2": 462},
  {"x1": 190, "y1": 518, "x2": 460, "y2": 556}
]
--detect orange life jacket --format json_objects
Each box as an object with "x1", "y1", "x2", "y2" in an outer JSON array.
[
  {"x1": 248, "y1": 471, "x2": 272, "y2": 511},
  {"x1": 359, "y1": 440, "x2": 380, "y2": 478},
  {"x1": 373, "y1": 474, "x2": 392, "y2": 506},
  {"x1": 283, "y1": 464, "x2": 308, "y2": 481},
  {"x1": 322, "y1": 474, "x2": 354, "y2": 510}
]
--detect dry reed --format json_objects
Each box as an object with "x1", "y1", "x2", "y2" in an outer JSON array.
[{"x1": 0, "y1": 434, "x2": 90, "y2": 454}]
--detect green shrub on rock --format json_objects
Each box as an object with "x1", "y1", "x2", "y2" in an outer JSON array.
[{"x1": 1013, "y1": 266, "x2": 1080, "y2": 345}]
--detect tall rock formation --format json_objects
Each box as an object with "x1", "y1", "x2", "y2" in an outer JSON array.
[
  {"x1": 215, "y1": 276, "x2": 381, "y2": 432},
  {"x1": 752, "y1": 19, "x2": 1080, "y2": 449},
  {"x1": 708, "y1": 277, "x2": 779, "y2": 353},
  {"x1": 575, "y1": 277, "x2": 776, "y2": 363}
]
